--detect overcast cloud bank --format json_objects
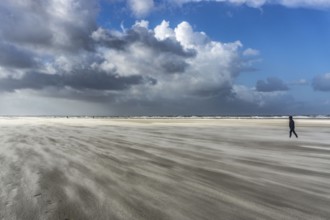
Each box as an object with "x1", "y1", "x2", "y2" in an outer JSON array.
[{"x1": 0, "y1": 0, "x2": 327, "y2": 115}]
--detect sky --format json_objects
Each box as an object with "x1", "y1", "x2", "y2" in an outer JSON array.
[{"x1": 0, "y1": 0, "x2": 330, "y2": 116}]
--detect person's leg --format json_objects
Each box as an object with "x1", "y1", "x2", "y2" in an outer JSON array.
[
  {"x1": 289, "y1": 129, "x2": 293, "y2": 138},
  {"x1": 293, "y1": 129, "x2": 298, "y2": 138}
]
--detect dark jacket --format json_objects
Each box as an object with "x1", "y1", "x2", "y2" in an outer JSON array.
[{"x1": 289, "y1": 119, "x2": 295, "y2": 129}]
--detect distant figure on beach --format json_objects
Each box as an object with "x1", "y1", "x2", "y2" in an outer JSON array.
[{"x1": 289, "y1": 116, "x2": 298, "y2": 138}]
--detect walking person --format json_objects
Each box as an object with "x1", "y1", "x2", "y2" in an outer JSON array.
[{"x1": 289, "y1": 116, "x2": 298, "y2": 138}]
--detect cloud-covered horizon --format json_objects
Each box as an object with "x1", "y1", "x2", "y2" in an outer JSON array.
[{"x1": 0, "y1": 0, "x2": 327, "y2": 115}]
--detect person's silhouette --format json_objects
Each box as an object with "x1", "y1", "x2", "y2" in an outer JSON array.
[{"x1": 289, "y1": 116, "x2": 298, "y2": 138}]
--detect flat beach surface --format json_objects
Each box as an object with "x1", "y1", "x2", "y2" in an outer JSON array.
[{"x1": 0, "y1": 117, "x2": 329, "y2": 220}]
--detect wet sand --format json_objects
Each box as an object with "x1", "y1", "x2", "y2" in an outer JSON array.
[{"x1": 0, "y1": 117, "x2": 329, "y2": 220}]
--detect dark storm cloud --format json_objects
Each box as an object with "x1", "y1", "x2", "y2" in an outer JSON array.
[
  {"x1": 95, "y1": 33, "x2": 128, "y2": 50},
  {"x1": 160, "y1": 56, "x2": 188, "y2": 73},
  {"x1": 0, "y1": 0, "x2": 98, "y2": 53},
  {"x1": 0, "y1": 9, "x2": 53, "y2": 46},
  {"x1": 256, "y1": 77, "x2": 289, "y2": 92},
  {"x1": 193, "y1": 85, "x2": 233, "y2": 98},
  {"x1": 52, "y1": 22, "x2": 97, "y2": 52},
  {"x1": 0, "y1": 70, "x2": 148, "y2": 92},
  {"x1": 0, "y1": 72, "x2": 59, "y2": 91},
  {"x1": 93, "y1": 26, "x2": 196, "y2": 58},
  {"x1": 0, "y1": 42, "x2": 37, "y2": 68},
  {"x1": 312, "y1": 74, "x2": 330, "y2": 91},
  {"x1": 65, "y1": 69, "x2": 153, "y2": 90}
]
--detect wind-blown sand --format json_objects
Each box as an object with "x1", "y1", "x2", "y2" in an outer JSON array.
[{"x1": 0, "y1": 117, "x2": 329, "y2": 220}]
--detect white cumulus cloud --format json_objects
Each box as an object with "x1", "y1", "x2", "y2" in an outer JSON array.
[{"x1": 91, "y1": 20, "x2": 251, "y2": 101}]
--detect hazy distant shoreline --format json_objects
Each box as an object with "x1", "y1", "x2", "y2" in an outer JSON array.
[{"x1": 1, "y1": 115, "x2": 330, "y2": 119}]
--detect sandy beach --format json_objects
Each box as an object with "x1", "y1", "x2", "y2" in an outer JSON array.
[{"x1": 0, "y1": 117, "x2": 329, "y2": 220}]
